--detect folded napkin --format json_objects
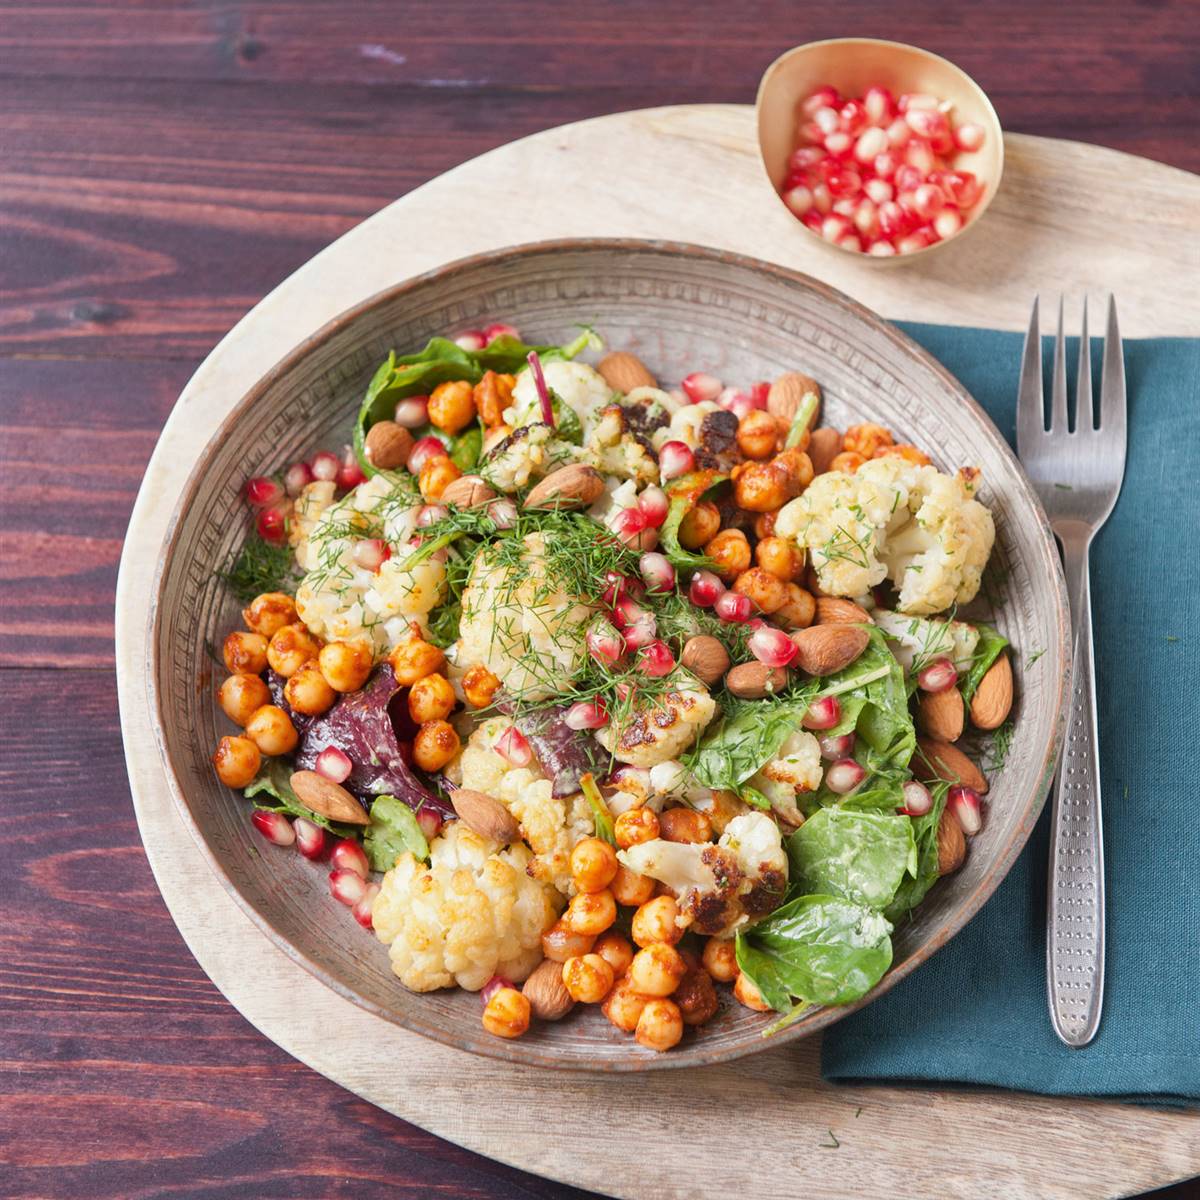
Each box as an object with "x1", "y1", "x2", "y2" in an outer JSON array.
[{"x1": 821, "y1": 323, "x2": 1199, "y2": 1106}]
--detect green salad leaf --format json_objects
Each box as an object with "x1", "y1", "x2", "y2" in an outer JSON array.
[
  {"x1": 961, "y1": 624, "x2": 1009, "y2": 703},
  {"x1": 244, "y1": 759, "x2": 360, "y2": 838},
  {"x1": 659, "y1": 470, "x2": 725, "y2": 571},
  {"x1": 449, "y1": 425, "x2": 483, "y2": 472},
  {"x1": 363, "y1": 794, "x2": 430, "y2": 871},
  {"x1": 884, "y1": 782, "x2": 950, "y2": 924}
]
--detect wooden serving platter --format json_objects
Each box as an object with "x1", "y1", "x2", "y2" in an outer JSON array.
[{"x1": 115, "y1": 105, "x2": 1200, "y2": 1199}]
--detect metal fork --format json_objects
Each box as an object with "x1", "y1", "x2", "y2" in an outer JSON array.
[{"x1": 1017, "y1": 296, "x2": 1126, "y2": 1048}]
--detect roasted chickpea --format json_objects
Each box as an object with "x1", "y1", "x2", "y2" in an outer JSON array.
[
  {"x1": 628, "y1": 943, "x2": 686, "y2": 997},
  {"x1": 412, "y1": 719, "x2": 459, "y2": 771},
  {"x1": 755, "y1": 536, "x2": 803, "y2": 582},
  {"x1": 658, "y1": 807, "x2": 713, "y2": 845},
  {"x1": 842, "y1": 421, "x2": 893, "y2": 459},
  {"x1": 635, "y1": 998, "x2": 684, "y2": 1051},
  {"x1": 542, "y1": 919, "x2": 596, "y2": 963},
  {"x1": 427, "y1": 379, "x2": 477, "y2": 434},
  {"x1": 418, "y1": 455, "x2": 462, "y2": 501},
  {"x1": 564, "y1": 888, "x2": 617, "y2": 936},
  {"x1": 733, "y1": 567, "x2": 788, "y2": 615},
  {"x1": 675, "y1": 964, "x2": 719, "y2": 1026},
  {"x1": 736, "y1": 409, "x2": 782, "y2": 459},
  {"x1": 407, "y1": 672, "x2": 456, "y2": 724},
  {"x1": 592, "y1": 931, "x2": 635, "y2": 978},
  {"x1": 212, "y1": 735, "x2": 261, "y2": 788},
  {"x1": 733, "y1": 970, "x2": 772, "y2": 1012},
  {"x1": 267, "y1": 622, "x2": 321, "y2": 677},
  {"x1": 703, "y1": 528, "x2": 751, "y2": 581},
  {"x1": 828, "y1": 450, "x2": 867, "y2": 474},
  {"x1": 753, "y1": 510, "x2": 779, "y2": 539},
  {"x1": 875, "y1": 442, "x2": 931, "y2": 466},
  {"x1": 631, "y1": 895, "x2": 682, "y2": 948},
  {"x1": 614, "y1": 806, "x2": 660, "y2": 849},
  {"x1": 702, "y1": 937, "x2": 739, "y2": 983},
  {"x1": 775, "y1": 447, "x2": 815, "y2": 489},
  {"x1": 561, "y1": 953, "x2": 616, "y2": 1004},
  {"x1": 217, "y1": 673, "x2": 271, "y2": 726},
  {"x1": 677, "y1": 500, "x2": 720, "y2": 550},
  {"x1": 774, "y1": 582, "x2": 817, "y2": 630},
  {"x1": 473, "y1": 370, "x2": 516, "y2": 427},
  {"x1": 388, "y1": 632, "x2": 446, "y2": 685},
  {"x1": 461, "y1": 664, "x2": 501, "y2": 708},
  {"x1": 242, "y1": 592, "x2": 298, "y2": 638},
  {"x1": 695, "y1": 788, "x2": 751, "y2": 836},
  {"x1": 602, "y1": 976, "x2": 651, "y2": 1032},
  {"x1": 482, "y1": 986, "x2": 530, "y2": 1038},
  {"x1": 731, "y1": 460, "x2": 795, "y2": 513},
  {"x1": 223, "y1": 630, "x2": 268, "y2": 675},
  {"x1": 570, "y1": 837, "x2": 619, "y2": 894},
  {"x1": 611, "y1": 864, "x2": 657, "y2": 907},
  {"x1": 283, "y1": 662, "x2": 336, "y2": 716},
  {"x1": 244, "y1": 704, "x2": 299, "y2": 756},
  {"x1": 318, "y1": 640, "x2": 373, "y2": 693}
]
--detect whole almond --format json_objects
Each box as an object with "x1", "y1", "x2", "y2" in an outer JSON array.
[
  {"x1": 523, "y1": 464, "x2": 606, "y2": 510},
  {"x1": 450, "y1": 788, "x2": 520, "y2": 844},
  {"x1": 936, "y1": 808, "x2": 966, "y2": 875},
  {"x1": 290, "y1": 770, "x2": 371, "y2": 825},
  {"x1": 815, "y1": 596, "x2": 872, "y2": 625},
  {"x1": 680, "y1": 635, "x2": 731, "y2": 685},
  {"x1": 918, "y1": 687, "x2": 965, "y2": 742},
  {"x1": 808, "y1": 426, "x2": 843, "y2": 475},
  {"x1": 914, "y1": 737, "x2": 989, "y2": 794},
  {"x1": 597, "y1": 351, "x2": 657, "y2": 394},
  {"x1": 725, "y1": 662, "x2": 791, "y2": 699},
  {"x1": 767, "y1": 372, "x2": 822, "y2": 427},
  {"x1": 440, "y1": 473, "x2": 497, "y2": 508},
  {"x1": 790, "y1": 624, "x2": 870, "y2": 676},
  {"x1": 970, "y1": 652, "x2": 1013, "y2": 730},
  {"x1": 363, "y1": 420, "x2": 414, "y2": 470},
  {"x1": 522, "y1": 958, "x2": 575, "y2": 1021}
]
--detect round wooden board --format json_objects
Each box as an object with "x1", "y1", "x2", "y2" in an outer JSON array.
[{"x1": 115, "y1": 106, "x2": 1200, "y2": 1199}]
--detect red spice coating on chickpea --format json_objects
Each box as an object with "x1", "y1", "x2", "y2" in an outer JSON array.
[
  {"x1": 614, "y1": 806, "x2": 660, "y2": 849},
  {"x1": 611, "y1": 865, "x2": 657, "y2": 908},
  {"x1": 223, "y1": 631, "x2": 269, "y2": 675},
  {"x1": 564, "y1": 889, "x2": 617, "y2": 937},
  {"x1": 482, "y1": 987, "x2": 530, "y2": 1038},
  {"x1": 635, "y1": 998, "x2": 684, "y2": 1051},
  {"x1": 242, "y1": 592, "x2": 298, "y2": 638},
  {"x1": 212, "y1": 735, "x2": 262, "y2": 788},
  {"x1": 412, "y1": 719, "x2": 459, "y2": 772},
  {"x1": 217, "y1": 674, "x2": 271, "y2": 727},
  {"x1": 569, "y1": 837, "x2": 619, "y2": 894},
  {"x1": 388, "y1": 634, "x2": 446, "y2": 685},
  {"x1": 407, "y1": 672, "x2": 456, "y2": 724},
  {"x1": 561, "y1": 953, "x2": 616, "y2": 1004}
]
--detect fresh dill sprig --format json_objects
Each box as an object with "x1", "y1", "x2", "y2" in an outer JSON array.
[
  {"x1": 218, "y1": 533, "x2": 301, "y2": 604},
  {"x1": 983, "y1": 718, "x2": 1015, "y2": 774}
]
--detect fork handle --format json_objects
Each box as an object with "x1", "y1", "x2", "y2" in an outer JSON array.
[{"x1": 1046, "y1": 531, "x2": 1106, "y2": 1047}]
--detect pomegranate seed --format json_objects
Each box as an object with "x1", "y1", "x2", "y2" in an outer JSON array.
[
  {"x1": 838, "y1": 98, "x2": 869, "y2": 134},
  {"x1": 454, "y1": 330, "x2": 486, "y2": 351},
  {"x1": 487, "y1": 498, "x2": 518, "y2": 529},
  {"x1": 715, "y1": 591, "x2": 752, "y2": 623},
  {"x1": 864, "y1": 178, "x2": 894, "y2": 205},
  {"x1": 601, "y1": 570, "x2": 632, "y2": 607},
  {"x1": 251, "y1": 810, "x2": 295, "y2": 847},
  {"x1": 933, "y1": 208, "x2": 963, "y2": 240},
  {"x1": 586, "y1": 619, "x2": 625, "y2": 666},
  {"x1": 407, "y1": 435, "x2": 448, "y2": 475},
  {"x1": 905, "y1": 140, "x2": 936, "y2": 174},
  {"x1": 637, "y1": 640, "x2": 676, "y2": 677},
  {"x1": 801, "y1": 695, "x2": 842, "y2": 730},
  {"x1": 637, "y1": 486, "x2": 669, "y2": 528},
  {"x1": 886, "y1": 117, "x2": 912, "y2": 149},
  {"x1": 872, "y1": 151, "x2": 899, "y2": 180},
  {"x1": 393, "y1": 396, "x2": 429, "y2": 428},
  {"x1": 415, "y1": 806, "x2": 443, "y2": 841},
  {"x1": 749, "y1": 381, "x2": 770, "y2": 408},
  {"x1": 826, "y1": 758, "x2": 866, "y2": 794},
  {"x1": 495, "y1": 726, "x2": 532, "y2": 767},
  {"x1": 610, "y1": 506, "x2": 648, "y2": 547},
  {"x1": 831, "y1": 197, "x2": 857, "y2": 218},
  {"x1": 330, "y1": 838, "x2": 370, "y2": 879},
  {"x1": 748, "y1": 625, "x2": 798, "y2": 668},
  {"x1": 812, "y1": 106, "x2": 840, "y2": 136},
  {"x1": 789, "y1": 145, "x2": 826, "y2": 171},
  {"x1": 688, "y1": 570, "x2": 725, "y2": 607},
  {"x1": 948, "y1": 785, "x2": 984, "y2": 835},
  {"x1": 726, "y1": 392, "x2": 756, "y2": 421},
  {"x1": 878, "y1": 201, "x2": 912, "y2": 239},
  {"x1": 896, "y1": 231, "x2": 933, "y2": 255},
  {"x1": 900, "y1": 780, "x2": 934, "y2": 817},
  {"x1": 284, "y1": 461, "x2": 314, "y2": 497},
  {"x1": 954, "y1": 122, "x2": 985, "y2": 152},
  {"x1": 854, "y1": 126, "x2": 889, "y2": 162},
  {"x1": 909, "y1": 183, "x2": 946, "y2": 220},
  {"x1": 853, "y1": 199, "x2": 880, "y2": 239},
  {"x1": 564, "y1": 700, "x2": 609, "y2": 731},
  {"x1": 836, "y1": 234, "x2": 863, "y2": 253},
  {"x1": 483, "y1": 322, "x2": 519, "y2": 343},
  {"x1": 329, "y1": 867, "x2": 368, "y2": 907},
  {"x1": 310, "y1": 451, "x2": 340, "y2": 482},
  {"x1": 894, "y1": 164, "x2": 924, "y2": 194},
  {"x1": 316, "y1": 746, "x2": 354, "y2": 784},
  {"x1": 416, "y1": 504, "x2": 449, "y2": 528},
  {"x1": 681, "y1": 373, "x2": 722, "y2": 404},
  {"x1": 245, "y1": 476, "x2": 284, "y2": 508},
  {"x1": 811, "y1": 183, "x2": 833, "y2": 214},
  {"x1": 615, "y1": 599, "x2": 657, "y2": 649},
  {"x1": 638, "y1": 551, "x2": 676, "y2": 594},
  {"x1": 899, "y1": 92, "x2": 939, "y2": 112},
  {"x1": 338, "y1": 462, "x2": 366, "y2": 490},
  {"x1": 868, "y1": 240, "x2": 897, "y2": 257},
  {"x1": 802, "y1": 210, "x2": 823, "y2": 233},
  {"x1": 294, "y1": 817, "x2": 327, "y2": 861},
  {"x1": 255, "y1": 505, "x2": 288, "y2": 546},
  {"x1": 819, "y1": 731, "x2": 856, "y2": 760},
  {"x1": 823, "y1": 130, "x2": 853, "y2": 158},
  {"x1": 820, "y1": 214, "x2": 853, "y2": 243},
  {"x1": 863, "y1": 85, "x2": 895, "y2": 125},
  {"x1": 801, "y1": 86, "x2": 840, "y2": 118},
  {"x1": 481, "y1": 974, "x2": 514, "y2": 1006},
  {"x1": 658, "y1": 440, "x2": 695, "y2": 481},
  {"x1": 905, "y1": 107, "x2": 947, "y2": 140},
  {"x1": 353, "y1": 882, "x2": 380, "y2": 929},
  {"x1": 784, "y1": 186, "x2": 814, "y2": 217}
]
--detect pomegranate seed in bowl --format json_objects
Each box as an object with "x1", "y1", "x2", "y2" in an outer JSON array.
[
  {"x1": 245, "y1": 476, "x2": 284, "y2": 508},
  {"x1": 251, "y1": 810, "x2": 295, "y2": 847},
  {"x1": 315, "y1": 746, "x2": 353, "y2": 784},
  {"x1": 330, "y1": 838, "x2": 370, "y2": 879},
  {"x1": 329, "y1": 867, "x2": 368, "y2": 907}
]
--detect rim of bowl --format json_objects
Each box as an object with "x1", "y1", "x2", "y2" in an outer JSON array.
[
  {"x1": 755, "y1": 37, "x2": 1006, "y2": 264},
  {"x1": 147, "y1": 236, "x2": 1068, "y2": 1071}
]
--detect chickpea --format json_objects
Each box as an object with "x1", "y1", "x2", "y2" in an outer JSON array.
[
  {"x1": 244, "y1": 704, "x2": 299, "y2": 756},
  {"x1": 875, "y1": 442, "x2": 931, "y2": 466},
  {"x1": 772, "y1": 582, "x2": 816, "y2": 630},
  {"x1": 703, "y1": 528, "x2": 751, "y2": 581},
  {"x1": 614, "y1": 806, "x2": 659, "y2": 850},
  {"x1": 428, "y1": 379, "x2": 477, "y2": 434},
  {"x1": 602, "y1": 976, "x2": 651, "y2": 1032},
  {"x1": 217, "y1": 673, "x2": 271, "y2": 726},
  {"x1": 542, "y1": 919, "x2": 596, "y2": 963},
  {"x1": 592, "y1": 931, "x2": 634, "y2": 978},
  {"x1": 561, "y1": 953, "x2": 616, "y2": 1004},
  {"x1": 674, "y1": 965, "x2": 719, "y2": 1027},
  {"x1": 412, "y1": 719, "x2": 459, "y2": 772},
  {"x1": 628, "y1": 943, "x2": 686, "y2": 997},
  {"x1": 842, "y1": 421, "x2": 893, "y2": 459},
  {"x1": 702, "y1": 937, "x2": 739, "y2": 983},
  {"x1": 473, "y1": 370, "x2": 515, "y2": 427},
  {"x1": 570, "y1": 837, "x2": 619, "y2": 894},
  {"x1": 755, "y1": 536, "x2": 803, "y2": 582},
  {"x1": 631, "y1": 896, "x2": 682, "y2": 948},
  {"x1": 388, "y1": 633, "x2": 446, "y2": 685},
  {"x1": 732, "y1": 459, "x2": 796, "y2": 513},
  {"x1": 658, "y1": 807, "x2": 713, "y2": 845},
  {"x1": 677, "y1": 500, "x2": 720, "y2": 550},
  {"x1": 418, "y1": 456, "x2": 462, "y2": 501},
  {"x1": 212, "y1": 735, "x2": 261, "y2": 788},
  {"x1": 482, "y1": 986, "x2": 530, "y2": 1038},
  {"x1": 733, "y1": 567, "x2": 787, "y2": 615},
  {"x1": 408, "y1": 672, "x2": 456, "y2": 724},
  {"x1": 242, "y1": 592, "x2": 298, "y2": 638},
  {"x1": 635, "y1": 998, "x2": 684, "y2": 1052},
  {"x1": 736, "y1": 409, "x2": 782, "y2": 460},
  {"x1": 267, "y1": 622, "x2": 321, "y2": 677},
  {"x1": 611, "y1": 864, "x2": 657, "y2": 907},
  {"x1": 564, "y1": 888, "x2": 617, "y2": 937},
  {"x1": 461, "y1": 664, "x2": 501, "y2": 709},
  {"x1": 753, "y1": 509, "x2": 779, "y2": 540},
  {"x1": 828, "y1": 450, "x2": 866, "y2": 474},
  {"x1": 775, "y1": 447, "x2": 815, "y2": 490},
  {"x1": 283, "y1": 661, "x2": 337, "y2": 716},
  {"x1": 733, "y1": 970, "x2": 772, "y2": 1012},
  {"x1": 318, "y1": 640, "x2": 373, "y2": 693},
  {"x1": 223, "y1": 630, "x2": 268, "y2": 675}
]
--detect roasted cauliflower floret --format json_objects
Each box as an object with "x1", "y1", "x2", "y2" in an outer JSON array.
[
  {"x1": 480, "y1": 424, "x2": 558, "y2": 492},
  {"x1": 748, "y1": 729, "x2": 823, "y2": 827},
  {"x1": 596, "y1": 678, "x2": 717, "y2": 767},
  {"x1": 584, "y1": 406, "x2": 660, "y2": 485},
  {"x1": 661, "y1": 400, "x2": 719, "y2": 451},
  {"x1": 372, "y1": 822, "x2": 559, "y2": 992},
  {"x1": 508, "y1": 360, "x2": 613, "y2": 438},
  {"x1": 872, "y1": 608, "x2": 980, "y2": 673}
]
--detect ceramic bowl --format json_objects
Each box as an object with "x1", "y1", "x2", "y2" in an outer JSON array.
[{"x1": 149, "y1": 239, "x2": 1068, "y2": 1070}]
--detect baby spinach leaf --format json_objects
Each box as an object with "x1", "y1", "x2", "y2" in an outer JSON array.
[
  {"x1": 659, "y1": 470, "x2": 726, "y2": 571},
  {"x1": 363, "y1": 793, "x2": 430, "y2": 871},
  {"x1": 884, "y1": 782, "x2": 950, "y2": 924},
  {"x1": 244, "y1": 759, "x2": 360, "y2": 838},
  {"x1": 449, "y1": 425, "x2": 483, "y2": 472},
  {"x1": 961, "y1": 624, "x2": 1009, "y2": 703}
]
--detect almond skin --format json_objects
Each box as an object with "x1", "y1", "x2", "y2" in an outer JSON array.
[
  {"x1": 363, "y1": 420, "x2": 414, "y2": 471},
  {"x1": 814, "y1": 596, "x2": 872, "y2": 625},
  {"x1": 680, "y1": 635, "x2": 731, "y2": 686},
  {"x1": 289, "y1": 770, "x2": 371, "y2": 825},
  {"x1": 522, "y1": 958, "x2": 575, "y2": 1021},
  {"x1": 807, "y1": 426, "x2": 842, "y2": 475},
  {"x1": 914, "y1": 737, "x2": 989, "y2": 794},
  {"x1": 440, "y1": 474, "x2": 497, "y2": 508},
  {"x1": 523, "y1": 464, "x2": 606, "y2": 510},
  {"x1": 450, "y1": 788, "x2": 520, "y2": 844},
  {"x1": 767, "y1": 372, "x2": 822, "y2": 427},
  {"x1": 725, "y1": 662, "x2": 791, "y2": 699},
  {"x1": 789, "y1": 624, "x2": 870, "y2": 676},
  {"x1": 597, "y1": 351, "x2": 657, "y2": 394},
  {"x1": 970, "y1": 652, "x2": 1013, "y2": 730},
  {"x1": 918, "y1": 687, "x2": 965, "y2": 742},
  {"x1": 936, "y1": 808, "x2": 966, "y2": 874}
]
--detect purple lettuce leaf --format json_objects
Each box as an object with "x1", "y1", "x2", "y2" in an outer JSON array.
[{"x1": 503, "y1": 701, "x2": 611, "y2": 798}]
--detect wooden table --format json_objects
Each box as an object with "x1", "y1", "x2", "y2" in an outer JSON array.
[{"x1": 3, "y1": 6, "x2": 1198, "y2": 1197}]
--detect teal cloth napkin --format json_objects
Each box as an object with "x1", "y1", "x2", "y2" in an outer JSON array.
[{"x1": 820, "y1": 323, "x2": 1199, "y2": 1106}]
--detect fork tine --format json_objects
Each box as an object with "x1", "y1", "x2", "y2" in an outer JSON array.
[
  {"x1": 1077, "y1": 296, "x2": 1093, "y2": 430},
  {"x1": 1016, "y1": 296, "x2": 1044, "y2": 452},
  {"x1": 1051, "y1": 296, "x2": 1069, "y2": 432},
  {"x1": 1100, "y1": 295, "x2": 1126, "y2": 438}
]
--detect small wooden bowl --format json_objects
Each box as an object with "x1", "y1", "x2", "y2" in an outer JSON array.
[{"x1": 757, "y1": 38, "x2": 1004, "y2": 263}]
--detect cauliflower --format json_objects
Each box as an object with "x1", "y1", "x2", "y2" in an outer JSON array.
[
  {"x1": 372, "y1": 822, "x2": 559, "y2": 992},
  {"x1": 597, "y1": 678, "x2": 717, "y2": 767},
  {"x1": 775, "y1": 457, "x2": 995, "y2": 615},
  {"x1": 661, "y1": 400, "x2": 719, "y2": 450},
  {"x1": 617, "y1": 812, "x2": 788, "y2": 936},
  {"x1": 872, "y1": 608, "x2": 980, "y2": 673},
  {"x1": 481, "y1": 424, "x2": 577, "y2": 493},
  {"x1": 748, "y1": 729, "x2": 823, "y2": 827},
  {"x1": 583, "y1": 406, "x2": 660, "y2": 485},
  {"x1": 508, "y1": 360, "x2": 613, "y2": 438}
]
